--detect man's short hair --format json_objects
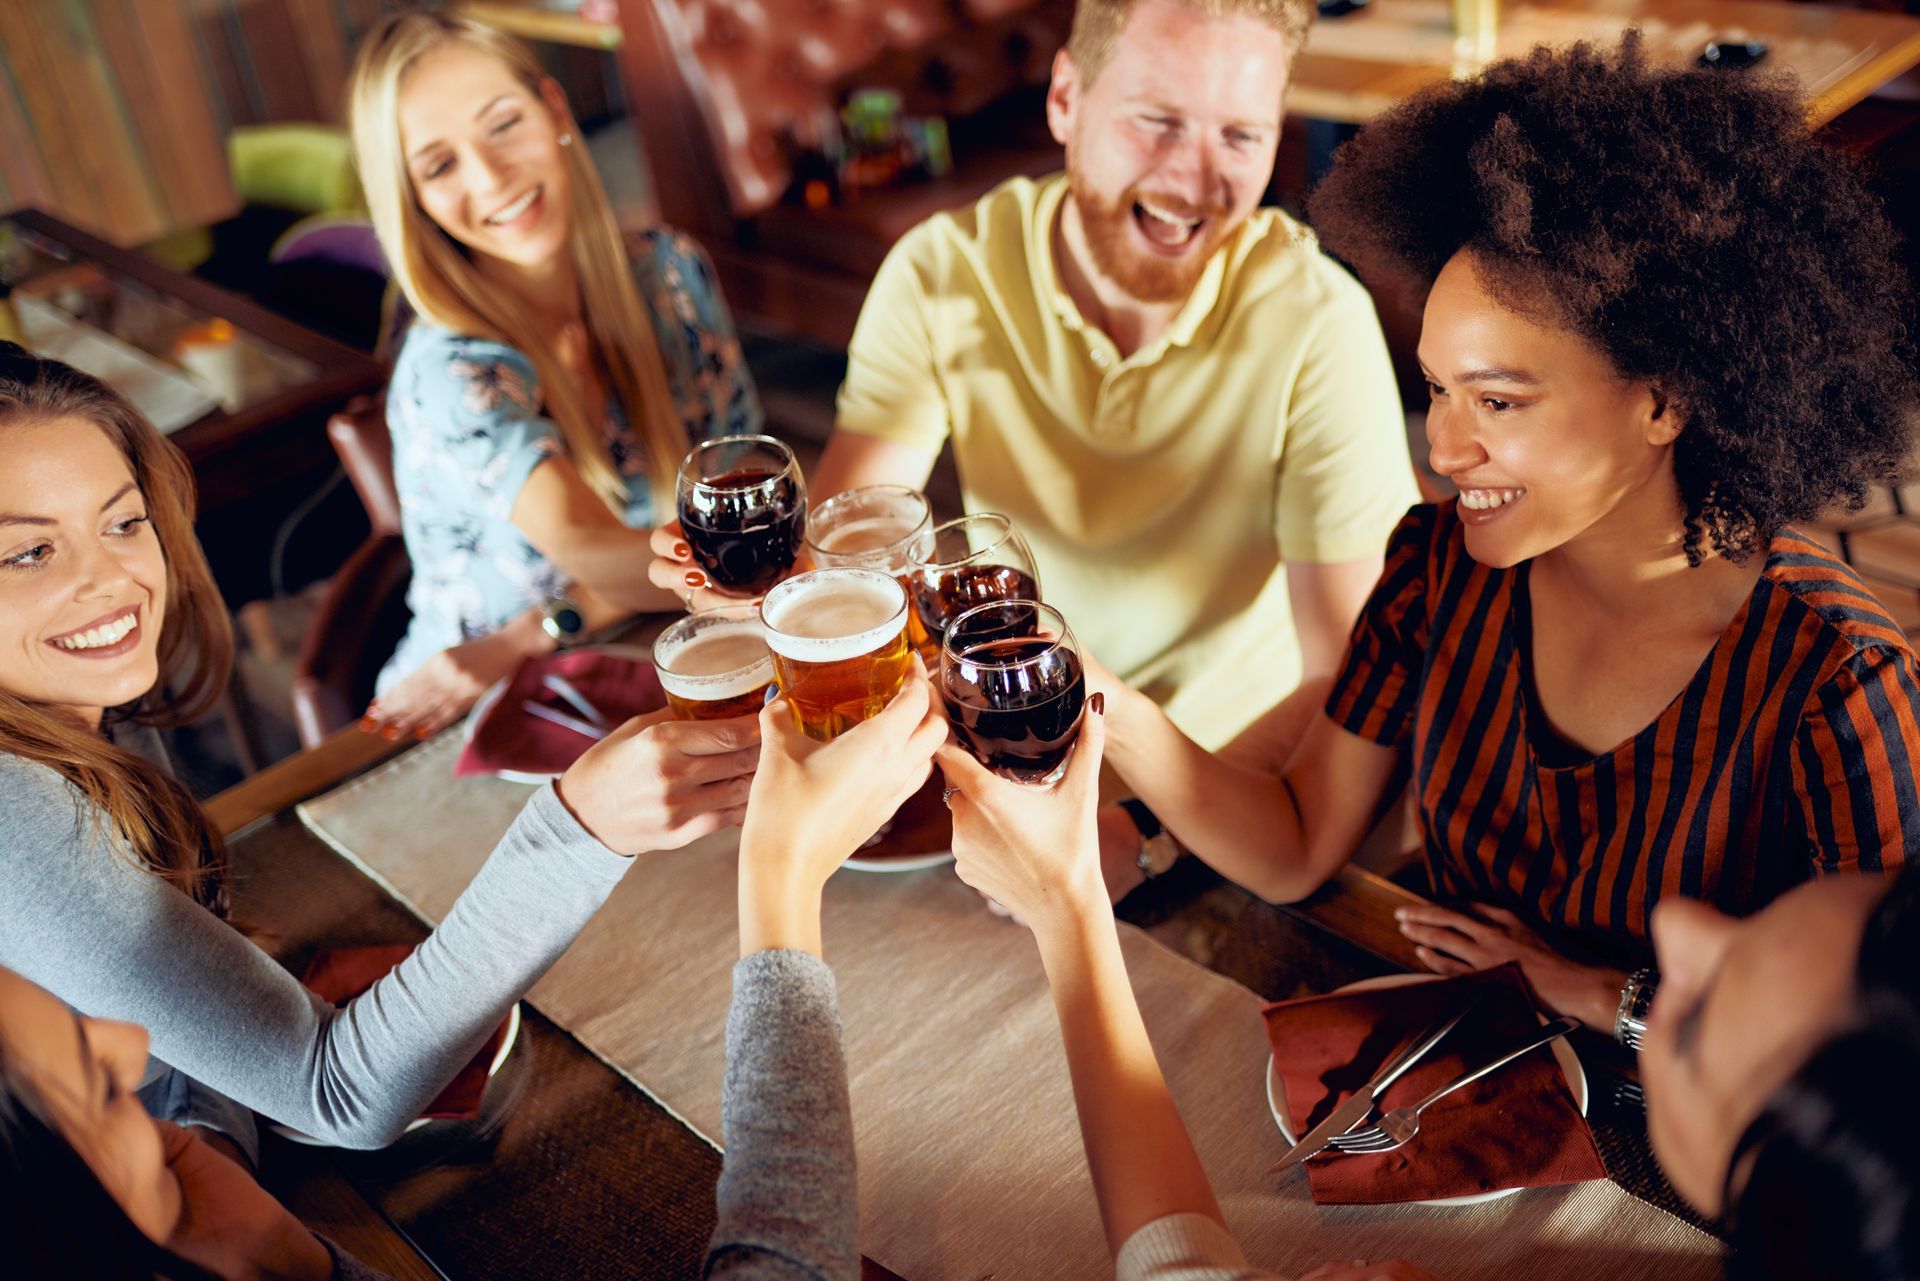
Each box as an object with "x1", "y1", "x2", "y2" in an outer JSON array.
[{"x1": 1065, "y1": 0, "x2": 1314, "y2": 84}]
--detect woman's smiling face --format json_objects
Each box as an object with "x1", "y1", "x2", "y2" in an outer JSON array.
[
  {"x1": 1419, "y1": 250, "x2": 1682, "y2": 569},
  {"x1": 0, "y1": 417, "x2": 166, "y2": 726}
]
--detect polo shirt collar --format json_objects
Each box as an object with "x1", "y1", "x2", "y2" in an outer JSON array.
[{"x1": 1033, "y1": 174, "x2": 1237, "y2": 360}]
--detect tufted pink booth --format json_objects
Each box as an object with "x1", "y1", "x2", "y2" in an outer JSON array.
[{"x1": 616, "y1": 0, "x2": 1074, "y2": 346}]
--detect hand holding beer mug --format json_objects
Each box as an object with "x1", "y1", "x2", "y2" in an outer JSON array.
[
  {"x1": 653, "y1": 605, "x2": 776, "y2": 720},
  {"x1": 674, "y1": 435, "x2": 808, "y2": 596},
  {"x1": 761, "y1": 568, "x2": 914, "y2": 740},
  {"x1": 941, "y1": 600, "x2": 1087, "y2": 784},
  {"x1": 905, "y1": 513, "x2": 1041, "y2": 661}
]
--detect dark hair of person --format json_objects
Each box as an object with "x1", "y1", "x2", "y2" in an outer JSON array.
[
  {"x1": 1308, "y1": 36, "x2": 1919, "y2": 566},
  {"x1": 0, "y1": 343, "x2": 231, "y2": 913},
  {"x1": 0, "y1": 1041, "x2": 220, "y2": 1280},
  {"x1": 1723, "y1": 868, "x2": 1920, "y2": 1279}
]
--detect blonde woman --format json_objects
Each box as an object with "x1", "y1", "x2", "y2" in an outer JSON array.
[{"x1": 348, "y1": 12, "x2": 762, "y2": 737}]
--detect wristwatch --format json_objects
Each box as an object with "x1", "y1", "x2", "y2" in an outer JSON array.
[
  {"x1": 1614, "y1": 967, "x2": 1658, "y2": 1050},
  {"x1": 1119, "y1": 798, "x2": 1182, "y2": 880},
  {"x1": 540, "y1": 594, "x2": 587, "y2": 646}
]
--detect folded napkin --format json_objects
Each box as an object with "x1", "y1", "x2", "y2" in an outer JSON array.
[
  {"x1": 301, "y1": 944, "x2": 510, "y2": 1121},
  {"x1": 1261, "y1": 964, "x2": 1606, "y2": 1204},
  {"x1": 455, "y1": 649, "x2": 665, "y2": 779}
]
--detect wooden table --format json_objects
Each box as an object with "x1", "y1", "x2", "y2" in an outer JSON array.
[
  {"x1": 2, "y1": 208, "x2": 385, "y2": 602},
  {"x1": 1288, "y1": 0, "x2": 1920, "y2": 126},
  {"x1": 212, "y1": 720, "x2": 1688, "y2": 1278}
]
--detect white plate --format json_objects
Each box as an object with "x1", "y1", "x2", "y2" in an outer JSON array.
[
  {"x1": 1264, "y1": 974, "x2": 1588, "y2": 1207},
  {"x1": 843, "y1": 848, "x2": 955, "y2": 873},
  {"x1": 271, "y1": 1002, "x2": 522, "y2": 1147},
  {"x1": 461, "y1": 645, "x2": 654, "y2": 784}
]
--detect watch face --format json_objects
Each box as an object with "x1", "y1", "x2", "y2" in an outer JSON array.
[{"x1": 545, "y1": 603, "x2": 585, "y2": 641}]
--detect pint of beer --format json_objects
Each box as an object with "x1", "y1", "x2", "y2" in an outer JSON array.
[
  {"x1": 653, "y1": 604, "x2": 775, "y2": 720},
  {"x1": 760, "y1": 568, "x2": 912, "y2": 740}
]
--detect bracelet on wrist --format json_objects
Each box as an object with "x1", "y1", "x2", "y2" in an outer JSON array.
[
  {"x1": 1119, "y1": 798, "x2": 1182, "y2": 880},
  {"x1": 1614, "y1": 967, "x2": 1658, "y2": 1049}
]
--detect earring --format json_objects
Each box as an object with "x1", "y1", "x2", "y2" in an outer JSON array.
[{"x1": 559, "y1": 132, "x2": 574, "y2": 147}]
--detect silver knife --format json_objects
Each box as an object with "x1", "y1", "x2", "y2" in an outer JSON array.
[{"x1": 1268, "y1": 1001, "x2": 1475, "y2": 1176}]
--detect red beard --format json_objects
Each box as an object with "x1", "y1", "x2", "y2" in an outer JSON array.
[{"x1": 1066, "y1": 165, "x2": 1234, "y2": 304}]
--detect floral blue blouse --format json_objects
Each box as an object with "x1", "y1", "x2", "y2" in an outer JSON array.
[{"x1": 378, "y1": 229, "x2": 762, "y2": 691}]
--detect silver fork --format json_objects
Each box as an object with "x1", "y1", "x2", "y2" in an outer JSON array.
[{"x1": 1326, "y1": 1016, "x2": 1580, "y2": 1155}]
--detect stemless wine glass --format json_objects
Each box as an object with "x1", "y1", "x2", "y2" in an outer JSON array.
[
  {"x1": 903, "y1": 512, "x2": 1041, "y2": 663},
  {"x1": 941, "y1": 600, "x2": 1085, "y2": 784},
  {"x1": 675, "y1": 435, "x2": 807, "y2": 595},
  {"x1": 760, "y1": 568, "x2": 912, "y2": 741},
  {"x1": 652, "y1": 604, "x2": 775, "y2": 721}
]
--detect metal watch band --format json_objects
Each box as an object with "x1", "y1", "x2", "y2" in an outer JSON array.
[{"x1": 1614, "y1": 967, "x2": 1658, "y2": 1050}]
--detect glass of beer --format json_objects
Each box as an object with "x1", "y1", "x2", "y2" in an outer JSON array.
[
  {"x1": 806, "y1": 485, "x2": 932, "y2": 573},
  {"x1": 905, "y1": 513, "x2": 1041, "y2": 659},
  {"x1": 941, "y1": 600, "x2": 1086, "y2": 784},
  {"x1": 652, "y1": 604, "x2": 775, "y2": 720},
  {"x1": 761, "y1": 568, "x2": 913, "y2": 741},
  {"x1": 808, "y1": 485, "x2": 934, "y2": 652},
  {"x1": 676, "y1": 435, "x2": 808, "y2": 595}
]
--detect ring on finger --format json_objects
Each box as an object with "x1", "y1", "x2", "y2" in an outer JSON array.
[{"x1": 942, "y1": 786, "x2": 958, "y2": 807}]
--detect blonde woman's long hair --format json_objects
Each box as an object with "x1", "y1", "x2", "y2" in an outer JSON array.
[
  {"x1": 0, "y1": 347, "x2": 232, "y2": 914},
  {"x1": 347, "y1": 11, "x2": 687, "y2": 514}
]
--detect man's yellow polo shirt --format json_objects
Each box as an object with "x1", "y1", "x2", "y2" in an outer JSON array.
[{"x1": 837, "y1": 174, "x2": 1416, "y2": 748}]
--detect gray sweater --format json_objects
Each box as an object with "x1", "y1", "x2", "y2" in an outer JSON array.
[{"x1": 0, "y1": 743, "x2": 632, "y2": 1152}]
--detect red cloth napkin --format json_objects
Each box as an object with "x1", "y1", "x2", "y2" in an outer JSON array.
[
  {"x1": 300, "y1": 944, "x2": 510, "y2": 1121},
  {"x1": 455, "y1": 649, "x2": 665, "y2": 779},
  {"x1": 1261, "y1": 964, "x2": 1606, "y2": 1204}
]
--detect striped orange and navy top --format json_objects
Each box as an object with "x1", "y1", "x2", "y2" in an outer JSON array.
[{"x1": 1328, "y1": 503, "x2": 1919, "y2": 964}]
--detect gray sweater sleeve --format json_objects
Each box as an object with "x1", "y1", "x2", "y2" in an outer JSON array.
[
  {"x1": 705, "y1": 949, "x2": 859, "y2": 1281},
  {"x1": 0, "y1": 759, "x2": 630, "y2": 1148}
]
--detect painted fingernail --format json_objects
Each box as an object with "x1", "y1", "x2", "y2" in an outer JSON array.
[
  {"x1": 380, "y1": 725, "x2": 402, "y2": 741},
  {"x1": 1089, "y1": 692, "x2": 1105, "y2": 716},
  {"x1": 415, "y1": 725, "x2": 434, "y2": 740},
  {"x1": 673, "y1": 542, "x2": 690, "y2": 559},
  {"x1": 684, "y1": 570, "x2": 707, "y2": 589},
  {"x1": 358, "y1": 715, "x2": 378, "y2": 732}
]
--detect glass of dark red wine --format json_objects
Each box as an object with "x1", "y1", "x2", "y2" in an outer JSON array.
[
  {"x1": 905, "y1": 513, "x2": 1041, "y2": 662},
  {"x1": 676, "y1": 435, "x2": 808, "y2": 595},
  {"x1": 941, "y1": 600, "x2": 1086, "y2": 785}
]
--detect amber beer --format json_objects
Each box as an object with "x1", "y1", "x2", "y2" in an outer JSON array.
[
  {"x1": 760, "y1": 568, "x2": 912, "y2": 740},
  {"x1": 653, "y1": 605, "x2": 775, "y2": 720}
]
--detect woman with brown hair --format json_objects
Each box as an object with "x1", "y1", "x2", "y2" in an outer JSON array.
[{"x1": 0, "y1": 345, "x2": 758, "y2": 1163}]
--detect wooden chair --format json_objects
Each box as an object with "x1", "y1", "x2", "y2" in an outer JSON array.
[{"x1": 290, "y1": 396, "x2": 412, "y2": 748}]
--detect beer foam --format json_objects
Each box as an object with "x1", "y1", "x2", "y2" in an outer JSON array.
[
  {"x1": 762, "y1": 570, "x2": 906, "y2": 662},
  {"x1": 656, "y1": 625, "x2": 774, "y2": 700}
]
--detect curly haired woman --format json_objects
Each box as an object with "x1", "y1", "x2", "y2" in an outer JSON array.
[{"x1": 1087, "y1": 37, "x2": 1920, "y2": 1036}]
